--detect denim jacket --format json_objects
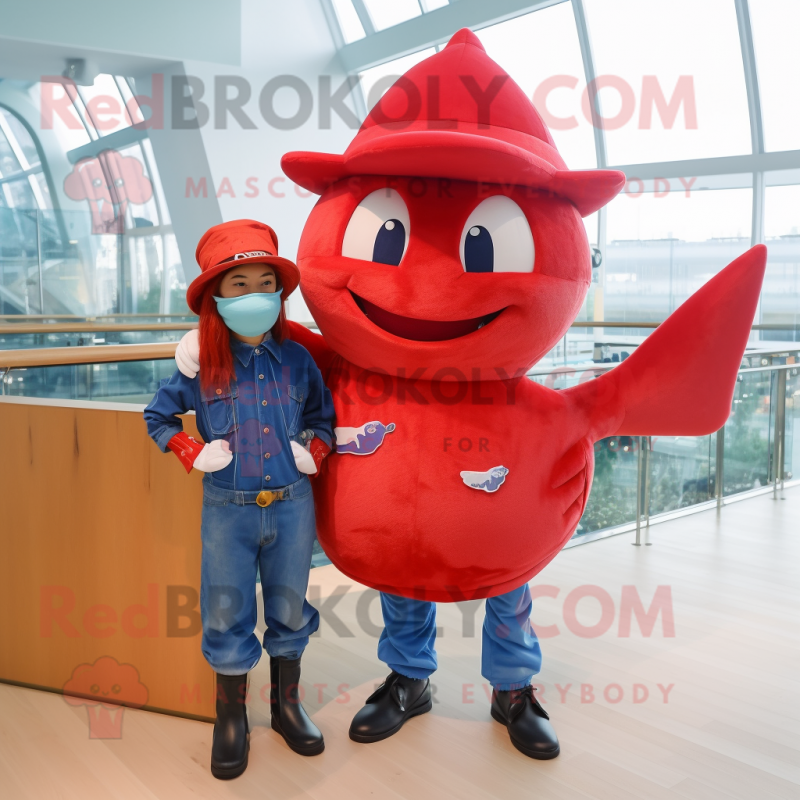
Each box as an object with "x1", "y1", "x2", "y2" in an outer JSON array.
[{"x1": 144, "y1": 332, "x2": 335, "y2": 491}]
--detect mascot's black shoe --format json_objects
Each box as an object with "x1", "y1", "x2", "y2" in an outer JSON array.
[
  {"x1": 211, "y1": 673, "x2": 250, "y2": 779},
  {"x1": 491, "y1": 684, "x2": 560, "y2": 760},
  {"x1": 270, "y1": 656, "x2": 325, "y2": 756},
  {"x1": 349, "y1": 670, "x2": 432, "y2": 743}
]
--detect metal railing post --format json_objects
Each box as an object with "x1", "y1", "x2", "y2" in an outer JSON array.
[
  {"x1": 643, "y1": 436, "x2": 652, "y2": 545},
  {"x1": 36, "y1": 211, "x2": 45, "y2": 314},
  {"x1": 773, "y1": 367, "x2": 787, "y2": 500},
  {"x1": 634, "y1": 436, "x2": 644, "y2": 546},
  {"x1": 716, "y1": 425, "x2": 725, "y2": 512}
]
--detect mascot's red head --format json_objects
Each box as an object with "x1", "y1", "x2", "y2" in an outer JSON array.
[{"x1": 282, "y1": 28, "x2": 625, "y2": 381}]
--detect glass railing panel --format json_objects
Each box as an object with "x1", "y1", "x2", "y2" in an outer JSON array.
[
  {"x1": 2, "y1": 359, "x2": 176, "y2": 404},
  {"x1": 647, "y1": 434, "x2": 715, "y2": 515},
  {"x1": 0, "y1": 328, "x2": 190, "y2": 351},
  {"x1": 722, "y1": 370, "x2": 773, "y2": 495},
  {"x1": 574, "y1": 436, "x2": 639, "y2": 535}
]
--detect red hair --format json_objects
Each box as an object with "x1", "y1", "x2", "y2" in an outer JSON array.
[{"x1": 197, "y1": 275, "x2": 289, "y2": 394}]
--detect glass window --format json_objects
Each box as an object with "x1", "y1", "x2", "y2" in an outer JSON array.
[
  {"x1": 603, "y1": 185, "x2": 753, "y2": 322},
  {"x1": 359, "y1": 49, "x2": 436, "y2": 114},
  {"x1": 0, "y1": 107, "x2": 49, "y2": 211},
  {"x1": 0, "y1": 108, "x2": 40, "y2": 168},
  {"x1": 114, "y1": 76, "x2": 142, "y2": 127},
  {"x1": 761, "y1": 184, "x2": 800, "y2": 338},
  {"x1": 331, "y1": 0, "x2": 366, "y2": 43},
  {"x1": 584, "y1": 0, "x2": 751, "y2": 164},
  {"x1": 0, "y1": 125, "x2": 22, "y2": 177},
  {"x1": 0, "y1": 83, "x2": 182, "y2": 316},
  {"x1": 477, "y1": 5, "x2": 597, "y2": 170},
  {"x1": 114, "y1": 143, "x2": 160, "y2": 229},
  {"x1": 749, "y1": 0, "x2": 800, "y2": 152},
  {"x1": 41, "y1": 82, "x2": 92, "y2": 152},
  {"x1": 78, "y1": 74, "x2": 129, "y2": 137},
  {"x1": 140, "y1": 137, "x2": 170, "y2": 225},
  {"x1": 33, "y1": 173, "x2": 53, "y2": 209},
  {"x1": 4, "y1": 179, "x2": 37, "y2": 210},
  {"x1": 64, "y1": 82, "x2": 98, "y2": 141},
  {"x1": 128, "y1": 232, "x2": 164, "y2": 313},
  {"x1": 363, "y1": 0, "x2": 422, "y2": 32},
  {"x1": 164, "y1": 232, "x2": 189, "y2": 314}
]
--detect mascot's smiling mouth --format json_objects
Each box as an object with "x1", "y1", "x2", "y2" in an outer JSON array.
[{"x1": 350, "y1": 291, "x2": 503, "y2": 342}]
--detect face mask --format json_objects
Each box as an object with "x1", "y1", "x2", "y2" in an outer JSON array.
[{"x1": 213, "y1": 289, "x2": 283, "y2": 337}]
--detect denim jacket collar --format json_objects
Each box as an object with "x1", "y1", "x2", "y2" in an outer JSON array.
[{"x1": 230, "y1": 330, "x2": 282, "y2": 367}]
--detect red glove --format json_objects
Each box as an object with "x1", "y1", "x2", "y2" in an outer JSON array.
[
  {"x1": 167, "y1": 432, "x2": 204, "y2": 473},
  {"x1": 167, "y1": 432, "x2": 232, "y2": 474},
  {"x1": 308, "y1": 438, "x2": 331, "y2": 480}
]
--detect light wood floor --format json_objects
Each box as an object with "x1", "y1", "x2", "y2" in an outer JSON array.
[{"x1": 1, "y1": 489, "x2": 799, "y2": 800}]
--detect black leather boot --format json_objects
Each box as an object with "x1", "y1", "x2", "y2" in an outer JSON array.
[
  {"x1": 270, "y1": 656, "x2": 324, "y2": 756},
  {"x1": 211, "y1": 673, "x2": 249, "y2": 779},
  {"x1": 349, "y1": 671, "x2": 432, "y2": 743},
  {"x1": 491, "y1": 684, "x2": 560, "y2": 759}
]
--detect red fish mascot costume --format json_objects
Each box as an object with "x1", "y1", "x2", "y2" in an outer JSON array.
[{"x1": 177, "y1": 29, "x2": 766, "y2": 759}]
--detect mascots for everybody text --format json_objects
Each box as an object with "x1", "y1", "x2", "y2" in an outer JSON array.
[{"x1": 178, "y1": 30, "x2": 766, "y2": 759}]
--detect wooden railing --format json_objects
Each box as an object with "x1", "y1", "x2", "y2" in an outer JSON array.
[{"x1": 0, "y1": 342, "x2": 179, "y2": 369}]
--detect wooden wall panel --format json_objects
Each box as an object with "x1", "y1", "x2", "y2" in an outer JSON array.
[{"x1": 0, "y1": 401, "x2": 215, "y2": 720}]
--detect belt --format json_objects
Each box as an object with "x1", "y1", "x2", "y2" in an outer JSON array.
[
  {"x1": 255, "y1": 489, "x2": 287, "y2": 508},
  {"x1": 202, "y1": 476, "x2": 308, "y2": 507}
]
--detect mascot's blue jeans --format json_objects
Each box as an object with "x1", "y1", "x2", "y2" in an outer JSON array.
[
  {"x1": 378, "y1": 584, "x2": 541, "y2": 691},
  {"x1": 199, "y1": 477, "x2": 320, "y2": 675}
]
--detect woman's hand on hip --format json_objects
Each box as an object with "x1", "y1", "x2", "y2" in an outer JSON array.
[{"x1": 193, "y1": 439, "x2": 233, "y2": 472}]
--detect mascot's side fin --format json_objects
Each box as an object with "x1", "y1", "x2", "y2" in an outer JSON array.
[{"x1": 569, "y1": 244, "x2": 767, "y2": 438}]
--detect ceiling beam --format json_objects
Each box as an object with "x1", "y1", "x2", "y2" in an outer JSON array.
[
  {"x1": 338, "y1": 0, "x2": 566, "y2": 73},
  {"x1": 609, "y1": 149, "x2": 800, "y2": 181}
]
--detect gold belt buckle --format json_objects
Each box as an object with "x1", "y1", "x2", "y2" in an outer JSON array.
[{"x1": 256, "y1": 490, "x2": 276, "y2": 508}]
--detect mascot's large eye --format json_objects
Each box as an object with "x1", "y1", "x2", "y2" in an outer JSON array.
[
  {"x1": 459, "y1": 195, "x2": 534, "y2": 273},
  {"x1": 342, "y1": 188, "x2": 410, "y2": 266}
]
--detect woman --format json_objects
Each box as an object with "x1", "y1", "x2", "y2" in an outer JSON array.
[{"x1": 144, "y1": 219, "x2": 335, "y2": 778}]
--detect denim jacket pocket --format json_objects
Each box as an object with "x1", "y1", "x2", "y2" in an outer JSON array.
[
  {"x1": 286, "y1": 383, "x2": 306, "y2": 435},
  {"x1": 201, "y1": 385, "x2": 239, "y2": 435}
]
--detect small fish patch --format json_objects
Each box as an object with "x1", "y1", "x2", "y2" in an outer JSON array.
[
  {"x1": 335, "y1": 421, "x2": 396, "y2": 455},
  {"x1": 460, "y1": 466, "x2": 509, "y2": 493}
]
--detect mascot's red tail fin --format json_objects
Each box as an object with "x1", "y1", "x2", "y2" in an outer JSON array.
[{"x1": 595, "y1": 244, "x2": 767, "y2": 437}]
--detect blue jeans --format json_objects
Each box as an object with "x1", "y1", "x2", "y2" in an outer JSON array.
[
  {"x1": 199, "y1": 475, "x2": 319, "y2": 675},
  {"x1": 378, "y1": 584, "x2": 542, "y2": 691}
]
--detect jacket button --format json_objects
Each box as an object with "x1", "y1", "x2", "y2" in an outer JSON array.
[
  {"x1": 262, "y1": 400, "x2": 267, "y2": 406},
  {"x1": 255, "y1": 349, "x2": 261, "y2": 355},
  {"x1": 263, "y1": 427, "x2": 269, "y2": 433},
  {"x1": 215, "y1": 388, "x2": 222, "y2": 395},
  {"x1": 265, "y1": 475, "x2": 271, "y2": 481},
  {"x1": 265, "y1": 453, "x2": 270, "y2": 459},
  {"x1": 259, "y1": 374, "x2": 264, "y2": 380}
]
